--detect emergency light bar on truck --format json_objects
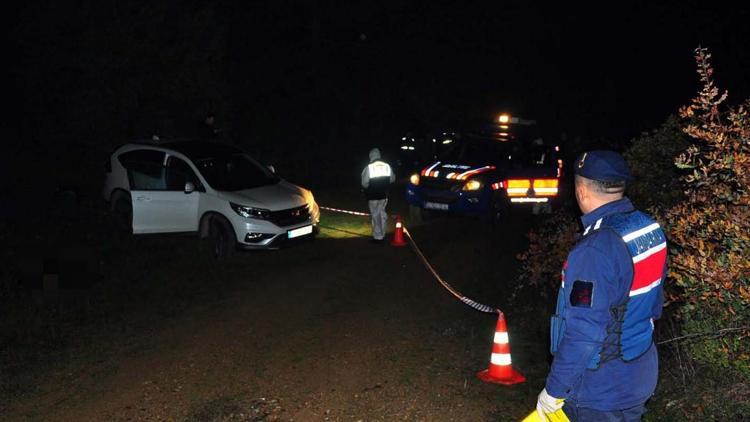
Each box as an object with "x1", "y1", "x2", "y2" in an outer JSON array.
[{"x1": 497, "y1": 113, "x2": 537, "y2": 126}]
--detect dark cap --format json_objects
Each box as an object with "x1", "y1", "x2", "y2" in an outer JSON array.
[{"x1": 574, "y1": 150, "x2": 631, "y2": 182}]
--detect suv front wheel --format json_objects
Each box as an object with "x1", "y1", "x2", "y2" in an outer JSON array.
[{"x1": 208, "y1": 217, "x2": 236, "y2": 259}]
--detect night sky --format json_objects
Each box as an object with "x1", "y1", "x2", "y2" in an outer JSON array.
[{"x1": 7, "y1": 1, "x2": 749, "y2": 159}]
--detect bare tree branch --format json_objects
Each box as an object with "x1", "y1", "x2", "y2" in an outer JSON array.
[{"x1": 658, "y1": 326, "x2": 750, "y2": 345}]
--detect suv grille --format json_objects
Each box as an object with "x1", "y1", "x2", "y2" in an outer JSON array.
[
  {"x1": 421, "y1": 177, "x2": 461, "y2": 191},
  {"x1": 270, "y1": 205, "x2": 310, "y2": 227}
]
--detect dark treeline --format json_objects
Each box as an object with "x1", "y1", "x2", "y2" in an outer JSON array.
[{"x1": 8, "y1": 1, "x2": 750, "y2": 184}]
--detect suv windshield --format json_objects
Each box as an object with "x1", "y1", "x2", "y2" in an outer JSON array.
[
  {"x1": 440, "y1": 123, "x2": 554, "y2": 170},
  {"x1": 443, "y1": 139, "x2": 513, "y2": 165},
  {"x1": 194, "y1": 153, "x2": 279, "y2": 191}
]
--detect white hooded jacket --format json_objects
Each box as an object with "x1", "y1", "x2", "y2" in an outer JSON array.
[{"x1": 361, "y1": 148, "x2": 395, "y2": 200}]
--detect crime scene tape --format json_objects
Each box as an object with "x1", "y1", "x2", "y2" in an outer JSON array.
[
  {"x1": 319, "y1": 206, "x2": 371, "y2": 217},
  {"x1": 402, "y1": 227, "x2": 499, "y2": 314},
  {"x1": 320, "y1": 206, "x2": 500, "y2": 315}
]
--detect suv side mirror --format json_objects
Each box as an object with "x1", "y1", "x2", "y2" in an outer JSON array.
[
  {"x1": 267, "y1": 165, "x2": 275, "y2": 174},
  {"x1": 184, "y1": 182, "x2": 195, "y2": 194}
]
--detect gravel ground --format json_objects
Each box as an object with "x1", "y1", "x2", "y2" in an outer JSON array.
[{"x1": 4, "y1": 189, "x2": 549, "y2": 421}]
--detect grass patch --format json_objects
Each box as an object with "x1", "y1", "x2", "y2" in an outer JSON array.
[
  {"x1": 317, "y1": 213, "x2": 371, "y2": 239},
  {"x1": 646, "y1": 360, "x2": 750, "y2": 420}
]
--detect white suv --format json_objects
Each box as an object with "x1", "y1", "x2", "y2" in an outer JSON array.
[{"x1": 103, "y1": 140, "x2": 320, "y2": 256}]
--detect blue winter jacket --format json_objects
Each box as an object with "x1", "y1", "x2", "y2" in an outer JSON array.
[{"x1": 546, "y1": 198, "x2": 665, "y2": 411}]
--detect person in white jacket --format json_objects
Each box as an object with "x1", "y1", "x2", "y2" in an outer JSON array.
[{"x1": 361, "y1": 148, "x2": 396, "y2": 242}]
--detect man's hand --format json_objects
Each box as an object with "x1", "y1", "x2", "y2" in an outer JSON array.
[{"x1": 536, "y1": 388, "x2": 564, "y2": 420}]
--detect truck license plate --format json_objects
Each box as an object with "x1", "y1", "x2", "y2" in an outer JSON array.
[{"x1": 424, "y1": 202, "x2": 448, "y2": 211}]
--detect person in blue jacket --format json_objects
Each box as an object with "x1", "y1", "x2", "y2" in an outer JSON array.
[{"x1": 536, "y1": 150, "x2": 667, "y2": 421}]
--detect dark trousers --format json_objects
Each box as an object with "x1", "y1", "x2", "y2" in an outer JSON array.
[{"x1": 563, "y1": 402, "x2": 646, "y2": 422}]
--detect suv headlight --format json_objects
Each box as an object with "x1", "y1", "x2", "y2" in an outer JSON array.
[
  {"x1": 230, "y1": 202, "x2": 271, "y2": 219},
  {"x1": 409, "y1": 173, "x2": 420, "y2": 186},
  {"x1": 305, "y1": 192, "x2": 316, "y2": 208},
  {"x1": 463, "y1": 179, "x2": 482, "y2": 191},
  {"x1": 301, "y1": 190, "x2": 318, "y2": 214}
]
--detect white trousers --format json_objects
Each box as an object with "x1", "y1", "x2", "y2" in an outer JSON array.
[{"x1": 368, "y1": 199, "x2": 388, "y2": 240}]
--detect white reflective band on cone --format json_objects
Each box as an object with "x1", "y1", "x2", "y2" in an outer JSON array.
[
  {"x1": 494, "y1": 332, "x2": 509, "y2": 344},
  {"x1": 491, "y1": 353, "x2": 512, "y2": 366}
]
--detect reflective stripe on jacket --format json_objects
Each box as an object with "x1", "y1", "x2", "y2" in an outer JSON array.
[{"x1": 362, "y1": 160, "x2": 394, "y2": 200}]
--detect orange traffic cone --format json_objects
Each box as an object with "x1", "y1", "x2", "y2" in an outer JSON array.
[
  {"x1": 391, "y1": 215, "x2": 408, "y2": 247},
  {"x1": 477, "y1": 312, "x2": 526, "y2": 385}
]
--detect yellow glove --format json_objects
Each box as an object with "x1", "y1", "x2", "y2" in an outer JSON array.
[{"x1": 521, "y1": 408, "x2": 569, "y2": 422}]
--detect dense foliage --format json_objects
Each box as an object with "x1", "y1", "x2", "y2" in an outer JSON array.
[
  {"x1": 516, "y1": 211, "x2": 578, "y2": 295},
  {"x1": 517, "y1": 117, "x2": 688, "y2": 296},
  {"x1": 624, "y1": 116, "x2": 689, "y2": 210},
  {"x1": 666, "y1": 48, "x2": 750, "y2": 374},
  {"x1": 517, "y1": 48, "x2": 749, "y2": 378}
]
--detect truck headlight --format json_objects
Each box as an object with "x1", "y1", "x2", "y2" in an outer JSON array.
[
  {"x1": 463, "y1": 179, "x2": 482, "y2": 191},
  {"x1": 409, "y1": 173, "x2": 420, "y2": 186},
  {"x1": 230, "y1": 202, "x2": 271, "y2": 220}
]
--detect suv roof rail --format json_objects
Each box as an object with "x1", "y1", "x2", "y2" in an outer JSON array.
[
  {"x1": 129, "y1": 135, "x2": 195, "y2": 146},
  {"x1": 130, "y1": 135, "x2": 162, "y2": 145}
]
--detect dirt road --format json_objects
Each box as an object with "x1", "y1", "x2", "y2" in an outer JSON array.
[{"x1": 5, "y1": 209, "x2": 548, "y2": 421}]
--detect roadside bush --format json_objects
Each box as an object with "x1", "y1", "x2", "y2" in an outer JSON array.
[
  {"x1": 624, "y1": 115, "x2": 689, "y2": 210},
  {"x1": 515, "y1": 48, "x2": 750, "y2": 380},
  {"x1": 515, "y1": 211, "x2": 578, "y2": 299},
  {"x1": 516, "y1": 117, "x2": 687, "y2": 300},
  {"x1": 665, "y1": 48, "x2": 750, "y2": 376},
  {"x1": 518, "y1": 116, "x2": 689, "y2": 297},
  {"x1": 512, "y1": 48, "x2": 749, "y2": 420}
]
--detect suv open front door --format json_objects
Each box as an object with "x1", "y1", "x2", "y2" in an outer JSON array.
[{"x1": 129, "y1": 154, "x2": 201, "y2": 234}]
